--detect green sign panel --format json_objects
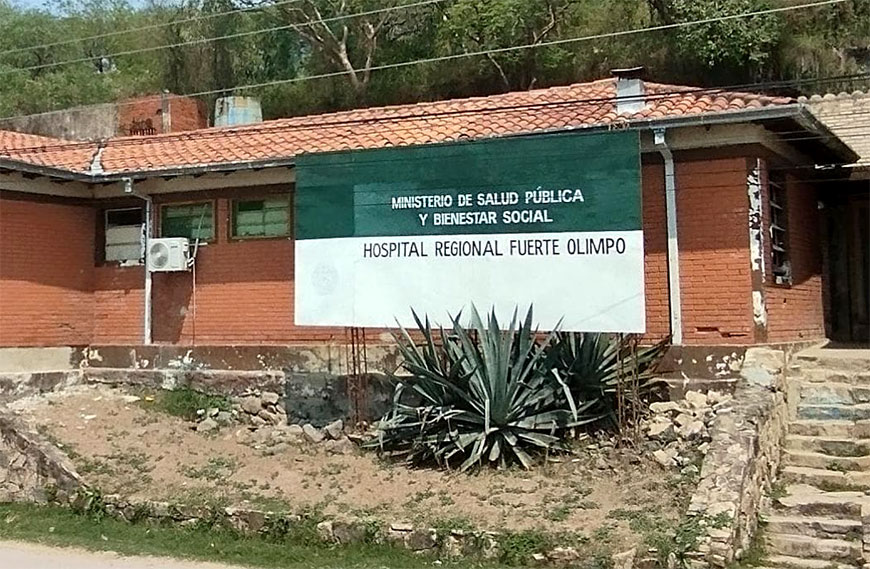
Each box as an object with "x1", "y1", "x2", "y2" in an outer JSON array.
[
  {"x1": 296, "y1": 130, "x2": 641, "y2": 239},
  {"x1": 294, "y1": 130, "x2": 645, "y2": 333}
]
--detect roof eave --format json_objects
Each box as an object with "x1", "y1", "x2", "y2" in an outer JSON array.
[
  {"x1": 0, "y1": 156, "x2": 90, "y2": 182},
  {"x1": 627, "y1": 104, "x2": 859, "y2": 164},
  {"x1": 95, "y1": 157, "x2": 298, "y2": 182},
  {"x1": 507, "y1": 104, "x2": 859, "y2": 165}
]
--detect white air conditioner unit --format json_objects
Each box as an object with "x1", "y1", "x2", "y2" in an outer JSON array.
[{"x1": 147, "y1": 238, "x2": 190, "y2": 272}]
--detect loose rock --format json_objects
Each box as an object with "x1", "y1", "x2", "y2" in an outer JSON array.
[
  {"x1": 323, "y1": 419, "x2": 344, "y2": 440},
  {"x1": 261, "y1": 391, "x2": 281, "y2": 406},
  {"x1": 303, "y1": 423, "x2": 325, "y2": 443},
  {"x1": 196, "y1": 418, "x2": 218, "y2": 433},
  {"x1": 240, "y1": 396, "x2": 262, "y2": 415}
]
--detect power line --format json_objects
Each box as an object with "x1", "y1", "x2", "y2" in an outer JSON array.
[
  {"x1": 0, "y1": 0, "x2": 448, "y2": 76},
  {"x1": 0, "y1": 0, "x2": 854, "y2": 131},
  {"x1": 0, "y1": 0, "x2": 307, "y2": 57},
  {"x1": 0, "y1": 0, "x2": 867, "y2": 152},
  {"x1": 3, "y1": 71, "x2": 868, "y2": 157}
]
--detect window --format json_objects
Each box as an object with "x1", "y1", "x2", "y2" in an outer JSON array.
[
  {"x1": 232, "y1": 197, "x2": 291, "y2": 238},
  {"x1": 161, "y1": 202, "x2": 214, "y2": 241},
  {"x1": 105, "y1": 208, "x2": 144, "y2": 263},
  {"x1": 769, "y1": 174, "x2": 791, "y2": 285}
]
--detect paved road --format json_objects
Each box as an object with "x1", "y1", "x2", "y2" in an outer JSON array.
[{"x1": 0, "y1": 541, "x2": 250, "y2": 569}]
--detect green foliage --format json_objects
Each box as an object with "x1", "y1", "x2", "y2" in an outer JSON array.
[
  {"x1": 368, "y1": 306, "x2": 606, "y2": 471},
  {"x1": 608, "y1": 507, "x2": 729, "y2": 567},
  {"x1": 0, "y1": 502, "x2": 482, "y2": 569},
  {"x1": 0, "y1": 0, "x2": 867, "y2": 121},
  {"x1": 545, "y1": 331, "x2": 669, "y2": 427},
  {"x1": 138, "y1": 387, "x2": 231, "y2": 422},
  {"x1": 368, "y1": 306, "x2": 666, "y2": 471},
  {"x1": 649, "y1": 0, "x2": 783, "y2": 81}
]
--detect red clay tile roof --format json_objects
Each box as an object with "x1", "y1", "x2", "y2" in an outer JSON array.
[{"x1": 0, "y1": 78, "x2": 793, "y2": 176}]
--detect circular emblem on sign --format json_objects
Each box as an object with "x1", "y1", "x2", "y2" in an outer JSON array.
[{"x1": 311, "y1": 263, "x2": 338, "y2": 296}]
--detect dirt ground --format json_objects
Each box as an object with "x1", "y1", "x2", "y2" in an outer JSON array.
[{"x1": 11, "y1": 385, "x2": 688, "y2": 541}]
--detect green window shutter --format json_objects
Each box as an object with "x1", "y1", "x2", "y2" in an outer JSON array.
[
  {"x1": 233, "y1": 198, "x2": 290, "y2": 238},
  {"x1": 161, "y1": 203, "x2": 214, "y2": 240}
]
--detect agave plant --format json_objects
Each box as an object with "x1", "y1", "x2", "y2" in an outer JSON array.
[
  {"x1": 544, "y1": 332, "x2": 669, "y2": 424},
  {"x1": 368, "y1": 307, "x2": 603, "y2": 471}
]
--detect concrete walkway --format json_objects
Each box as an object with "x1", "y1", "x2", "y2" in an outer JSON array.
[{"x1": 0, "y1": 541, "x2": 251, "y2": 569}]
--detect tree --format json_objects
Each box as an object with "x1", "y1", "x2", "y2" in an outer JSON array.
[
  {"x1": 645, "y1": 0, "x2": 783, "y2": 84},
  {"x1": 439, "y1": 0, "x2": 577, "y2": 91},
  {"x1": 264, "y1": 0, "x2": 438, "y2": 101}
]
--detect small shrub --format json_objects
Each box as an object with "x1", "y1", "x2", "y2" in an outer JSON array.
[
  {"x1": 139, "y1": 388, "x2": 230, "y2": 422},
  {"x1": 368, "y1": 307, "x2": 602, "y2": 471},
  {"x1": 368, "y1": 305, "x2": 668, "y2": 471},
  {"x1": 497, "y1": 530, "x2": 555, "y2": 565}
]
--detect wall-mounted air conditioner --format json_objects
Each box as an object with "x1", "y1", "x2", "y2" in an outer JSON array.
[{"x1": 147, "y1": 238, "x2": 190, "y2": 272}]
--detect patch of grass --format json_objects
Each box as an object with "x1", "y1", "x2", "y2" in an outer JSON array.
[
  {"x1": 431, "y1": 516, "x2": 476, "y2": 533},
  {"x1": 607, "y1": 507, "x2": 716, "y2": 567},
  {"x1": 0, "y1": 502, "x2": 495, "y2": 569},
  {"x1": 766, "y1": 480, "x2": 789, "y2": 500},
  {"x1": 138, "y1": 388, "x2": 231, "y2": 422},
  {"x1": 183, "y1": 457, "x2": 239, "y2": 481},
  {"x1": 497, "y1": 530, "x2": 554, "y2": 566},
  {"x1": 729, "y1": 521, "x2": 766, "y2": 569},
  {"x1": 76, "y1": 456, "x2": 116, "y2": 477}
]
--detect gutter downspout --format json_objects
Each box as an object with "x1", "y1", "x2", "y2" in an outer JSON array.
[
  {"x1": 654, "y1": 128, "x2": 683, "y2": 345},
  {"x1": 123, "y1": 177, "x2": 152, "y2": 345}
]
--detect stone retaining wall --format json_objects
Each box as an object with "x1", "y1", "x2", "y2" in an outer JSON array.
[
  {"x1": 685, "y1": 348, "x2": 789, "y2": 568},
  {"x1": 0, "y1": 411, "x2": 85, "y2": 502},
  {"x1": 59, "y1": 491, "x2": 569, "y2": 563}
]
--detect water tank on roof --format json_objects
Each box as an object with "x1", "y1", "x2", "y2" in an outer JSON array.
[{"x1": 214, "y1": 96, "x2": 263, "y2": 127}]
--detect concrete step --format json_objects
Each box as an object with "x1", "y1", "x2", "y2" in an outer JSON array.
[
  {"x1": 797, "y1": 403, "x2": 870, "y2": 422},
  {"x1": 799, "y1": 368, "x2": 870, "y2": 385},
  {"x1": 783, "y1": 450, "x2": 870, "y2": 471},
  {"x1": 765, "y1": 534, "x2": 862, "y2": 563},
  {"x1": 773, "y1": 486, "x2": 866, "y2": 519},
  {"x1": 764, "y1": 516, "x2": 861, "y2": 540},
  {"x1": 800, "y1": 382, "x2": 870, "y2": 405},
  {"x1": 764, "y1": 554, "x2": 858, "y2": 569},
  {"x1": 789, "y1": 420, "x2": 870, "y2": 439},
  {"x1": 795, "y1": 351, "x2": 870, "y2": 374},
  {"x1": 782, "y1": 466, "x2": 870, "y2": 491},
  {"x1": 785, "y1": 435, "x2": 870, "y2": 458}
]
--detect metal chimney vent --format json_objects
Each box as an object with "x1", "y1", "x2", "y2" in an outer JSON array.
[{"x1": 612, "y1": 67, "x2": 647, "y2": 115}]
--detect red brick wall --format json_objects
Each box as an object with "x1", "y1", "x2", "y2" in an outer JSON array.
[
  {"x1": 0, "y1": 194, "x2": 95, "y2": 346},
  {"x1": 93, "y1": 266, "x2": 145, "y2": 344},
  {"x1": 641, "y1": 163, "x2": 671, "y2": 341},
  {"x1": 149, "y1": 195, "x2": 343, "y2": 345},
  {"x1": 676, "y1": 158, "x2": 754, "y2": 344},
  {"x1": 118, "y1": 95, "x2": 206, "y2": 136},
  {"x1": 763, "y1": 171, "x2": 825, "y2": 342},
  {"x1": 167, "y1": 97, "x2": 207, "y2": 133},
  {"x1": 0, "y1": 155, "x2": 827, "y2": 348},
  {"x1": 642, "y1": 158, "x2": 755, "y2": 345}
]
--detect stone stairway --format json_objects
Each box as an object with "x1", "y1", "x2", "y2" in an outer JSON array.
[{"x1": 763, "y1": 348, "x2": 870, "y2": 569}]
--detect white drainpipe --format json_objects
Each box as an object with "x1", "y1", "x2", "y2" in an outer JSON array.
[
  {"x1": 124, "y1": 177, "x2": 152, "y2": 344},
  {"x1": 654, "y1": 128, "x2": 683, "y2": 345}
]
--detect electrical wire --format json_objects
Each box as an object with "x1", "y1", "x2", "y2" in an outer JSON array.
[
  {"x1": 0, "y1": 0, "x2": 308, "y2": 57},
  {"x1": 0, "y1": 0, "x2": 850, "y2": 122},
  {"x1": 2, "y1": 71, "x2": 868, "y2": 157},
  {"x1": 0, "y1": 0, "x2": 448, "y2": 76}
]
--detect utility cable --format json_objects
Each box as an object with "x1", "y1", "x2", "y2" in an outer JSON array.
[
  {"x1": 0, "y1": 0, "x2": 448, "y2": 76},
  {"x1": 2, "y1": 70, "x2": 868, "y2": 156}
]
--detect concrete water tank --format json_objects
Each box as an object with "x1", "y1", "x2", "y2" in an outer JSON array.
[{"x1": 214, "y1": 96, "x2": 263, "y2": 127}]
